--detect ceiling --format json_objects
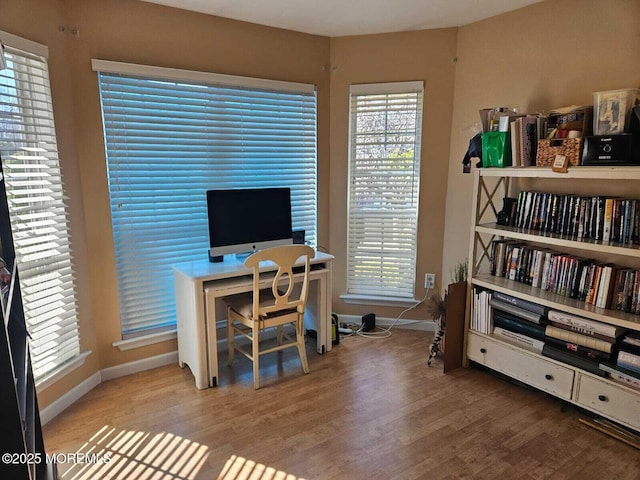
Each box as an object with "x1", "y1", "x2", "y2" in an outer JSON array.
[{"x1": 140, "y1": 0, "x2": 542, "y2": 37}]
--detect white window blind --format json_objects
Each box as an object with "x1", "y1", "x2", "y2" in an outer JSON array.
[
  {"x1": 0, "y1": 33, "x2": 81, "y2": 381},
  {"x1": 346, "y1": 82, "x2": 423, "y2": 299},
  {"x1": 94, "y1": 61, "x2": 317, "y2": 339}
]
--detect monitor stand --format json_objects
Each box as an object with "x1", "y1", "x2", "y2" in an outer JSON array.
[{"x1": 208, "y1": 252, "x2": 223, "y2": 263}]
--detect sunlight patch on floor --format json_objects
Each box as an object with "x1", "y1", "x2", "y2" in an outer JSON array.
[
  {"x1": 57, "y1": 425, "x2": 209, "y2": 480},
  {"x1": 217, "y1": 455, "x2": 305, "y2": 480}
]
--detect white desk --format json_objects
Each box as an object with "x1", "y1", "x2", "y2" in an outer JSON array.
[{"x1": 173, "y1": 250, "x2": 333, "y2": 389}]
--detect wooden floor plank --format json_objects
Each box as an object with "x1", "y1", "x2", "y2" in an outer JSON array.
[{"x1": 43, "y1": 329, "x2": 640, "y2": 479}]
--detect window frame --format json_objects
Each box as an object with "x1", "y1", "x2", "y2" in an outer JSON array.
[
  {"x1": 93, "y1": 60, "x2": 318, "y2": 340},
  {"x1": 0, "y1": 30, "x2": 84, "y2": 384},
  {"x1": 342, "y1": 81, "x2": 424, "y2": 306}
]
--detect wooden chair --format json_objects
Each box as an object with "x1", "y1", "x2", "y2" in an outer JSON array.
[{"x1": 225, "y1": 244, "x2": 315, "y2": 389}]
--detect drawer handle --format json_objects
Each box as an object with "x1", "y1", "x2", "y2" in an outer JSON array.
[
  {"x1": 480, "y1": 348, "x2": 487, "y2": 354},
  {"x1": 598, "y1": 395, "x2": 608, "y2": 402},
  {"x1": 545, "y1": 374, "x2": 554, "y2": 381}
]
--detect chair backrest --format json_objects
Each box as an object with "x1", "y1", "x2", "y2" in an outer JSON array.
[{"x1": 244, "y1": 244, "x2": 315, "y2": 319}]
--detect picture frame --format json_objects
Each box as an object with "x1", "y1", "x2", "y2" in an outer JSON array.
[{"x1": 594, "y1": 89, "x2": 640, "y2": 135}]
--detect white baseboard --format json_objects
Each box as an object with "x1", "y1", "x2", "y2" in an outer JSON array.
[
  {"x1": 101, "y1": 351, "x2": 178, "y2": 381},
  {"x1": 336, "y1": 314, "x2": 436, "y2": 332},
  {"x1": 40, "y1": 371, "x2": 101, "y2": 426},
  {"x1": 40, "y1": 351, "x2": 179, "y2": 425}
]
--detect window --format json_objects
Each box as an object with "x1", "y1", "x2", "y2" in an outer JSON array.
[
  {"x1": 0, "y1": 32, "x2": 81, "y2": 381},
  {"x1": 345, "y1": 82, "x2": 423, "y2": 302},
  {"x1": 94, "y1": 60, "x2": 317, "y2": 339}
]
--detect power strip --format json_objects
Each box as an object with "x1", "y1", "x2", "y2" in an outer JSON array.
[{"x1": 338, "y1": 327, "x2": 352, "y2": 334}]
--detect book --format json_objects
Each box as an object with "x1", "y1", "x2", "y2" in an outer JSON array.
[
  {"x1": 595, "y1": 264, "x2": 618, "y2": 309},
  {"x1": 507, "y1": 246, "x2": 520, "y2": 280},
  {"x1": 542, "y1": 344, "x2": 606, "y2": 377},
  {"x1": 545, "y1": 336, "x2": 612, "y2": 361},
  {"x1": 600, "y1": 362, "x2": 640, "y2": 379},
  {"x1": 547, "y1": 309, "x2": 627, "y2": 339},
  {"x1": 490, "y1": 299, "x2": 544, "y2": 325},
  {"x1": 631, "y1": 271, "x2": 640, "y2": 313},
  {"x1": 493, "y1": 311, "x2": 546, "y2": 341},
  {"x1": 545, "y1": 325, "x2": 615, "y2": 353},
  {"x1": 618, "y1": 341, "x2": 640, "y2": 356},
  {"x1": 520, "y1": 116, "x2": 537, "y2": 167},
  {"x1": 510, "y1": 120, "x2": 521, "y2": 167},
  {"x1": 617, "y1": 359, "x2": 640, "y2": 375},
  {"x1": 540, "y1": 251, "x2": 556, "y2": 291},
  {"x1": 585, "y1": 264, "x2": 603, "y2": 305},
  {"x1": 531, "y1": 248, "x2": 549, "y2": 288},
  {"x1": 493, "y1": 327, "x2": 544, "y2": 353},
  {"x1": 602, "y1": 197, "x2": 616, "y2": 242},
  {"x1": 622, "y1": 331, "x2": 640, "y2": 348},
  {"x1": 472, "y1": 288, "x2": 492, "y2": 334},
  {"x1": 492, "y1": 291, "x2": 547, "y2": 316},
  {"x1": 618, "y1": 350, "x2": 640, "y2": 368},
  {"x1": 599, "y1": 362, "x2": 640, "y2": 390}
]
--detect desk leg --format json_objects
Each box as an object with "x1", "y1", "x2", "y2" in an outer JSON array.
[
  {"x1": 204, "y1": 291, "x2": 219, "y2": 387},
  {"x1": 175, "y1": 274, "x2": 209, "y2": 389},
  {"x1": 311, "y1": 272, "x2": 332, "y2": 354},
  {"x1": 321, "y1": 270, "x2": 332, "y2": 353}
]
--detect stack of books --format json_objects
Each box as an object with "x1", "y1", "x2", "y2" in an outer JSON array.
[
  {"x1": 489, "y1": 291, "x2": 546, "y2": 353},
  {"x1": 616, "y1": 332, "x2": 640, "y2": 374},
  {"x1": 471, "y1": 288, "x2": 492, "y2": 334},
  {"x1": 600, "y1": 332, "x2": 640, "y2": 391},
  {"x1": 542, "y1": 309, "x2": 627, "y2": 376}
]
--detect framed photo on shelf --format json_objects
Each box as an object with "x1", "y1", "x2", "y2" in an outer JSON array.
[{"x1": 594, "y1": 88, "x2": 640, "y2": 135}]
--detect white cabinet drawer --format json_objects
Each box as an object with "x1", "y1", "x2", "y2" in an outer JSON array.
[
  {"x1": 575, "y1": 374, "x2": 640, "y2": 431},
  {"x1": 467, "y1": 332, "x2": 574, "y2": 400}
]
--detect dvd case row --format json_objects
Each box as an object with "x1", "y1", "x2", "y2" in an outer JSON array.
[
  {"x1": 505, "y1": 191, "x2": 640, "y2": 245},
  {"x1": 490, "y1": 240, "x2": 640, "y2": 314}
]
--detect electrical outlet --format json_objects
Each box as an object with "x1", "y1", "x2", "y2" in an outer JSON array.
[{"x1": 424, "y1": 273, "x2": 436, "y2": 289}]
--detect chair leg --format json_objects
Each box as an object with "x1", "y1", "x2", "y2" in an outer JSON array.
[
  {"x1": 227, "y1": 311, "x2": 235, "y2": 366},
  {"x1": 296, "y1": 317, "x2": 309, "y2": 374},
  {"x1": 252, "y1": 323, "x2": 260, "y2": 389}
]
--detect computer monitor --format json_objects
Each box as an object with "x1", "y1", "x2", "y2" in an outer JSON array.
[{"x1": 206, "y1": 187, "x2": 293, "y2": 262}]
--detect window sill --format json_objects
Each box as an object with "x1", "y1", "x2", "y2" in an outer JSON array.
[
  {"x1": 113, "y1": 329, "x2": 177, "y2": 351},
  {"x1": 340, "y1": 294, "x2": 421, "y2": 308},
  {"x1": 36, "y1": 350, "x2": 92, "y2": 391}
]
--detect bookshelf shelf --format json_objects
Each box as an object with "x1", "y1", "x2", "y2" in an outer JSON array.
[
  {"x1": 466, "y1": 166, "x2": 640, "y2": 432},
  {"x1": 476, "y1": 166, "x2": 640, "y2": 180},
  {"x1": 473, "y1": 274, "x2": 640, "y2": 331},
  {"x1": 475, "y1": 223, "x2": 640, "y2": 258}
]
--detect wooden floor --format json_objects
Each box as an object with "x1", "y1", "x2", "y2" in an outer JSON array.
[{"x1": 43, "y1": 329, "x2": 640, "y2": 479}]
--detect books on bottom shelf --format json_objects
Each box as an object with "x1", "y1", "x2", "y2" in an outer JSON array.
[
  {"x1": 493, "y1": 311, "x2": 546, "y2": 341},
  {"x1": 546, "y1": 309, "x2": 628, "y2": 340},
  {"x1": 472, "y1": 289, "x2": 492, "y2": 334},
  {"x1": 599, "y1": 363, "x2": 640, "y2": 391},
  {"x1": 493, "y1": 327, "x2": 544, "y2": 354},
  {"x1": 544, "y1": 336, "x2": 612, "y2": 361},
  {"x1": 621, "y1": 331, "x2": 640, "y2": 348},
  {"x1": 492, "y1": 291, "x2": 548, "y2": 317},
  {"x1": 490, "y1": 298, "x2": 545, "y2": 325},
  {"x1": 545, "y1": 325, "x2": 615, "y2": 354},
  {"x1": 617, "y1": 350, "x2": 640, "y2": 374},
  {"x1": 542, "y1": 344, "x2": 606, "y2": 377}
]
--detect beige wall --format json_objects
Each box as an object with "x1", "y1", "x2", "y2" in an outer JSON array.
[
  {"x1": 0, "y1": 0, "x2": 101, "y2": 408},
  {"x1": 328, "y1": 30, "x2": 457, "y2": 319},
  {"x1": 2, "y1": 0, "x2": 331, "y2": 408},
  {"x1": 443, "y1": 0, "x2": 640, "y2": 285},
  {"x1": 2, "y1": 0, "x2": 639, "y2": 410}
]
